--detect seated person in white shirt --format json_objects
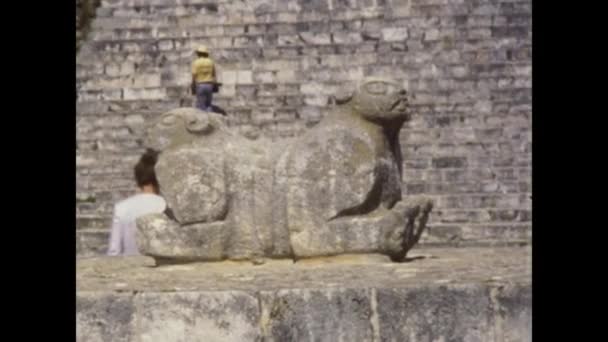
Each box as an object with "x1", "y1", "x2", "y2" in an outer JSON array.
[{"x1": 107, "y1": 149, "x2": 167, "y2": 256}]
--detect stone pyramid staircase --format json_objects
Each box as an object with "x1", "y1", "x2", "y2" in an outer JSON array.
[{"x1": 77, "y1": 0, "x2": 532, "y2": 256}]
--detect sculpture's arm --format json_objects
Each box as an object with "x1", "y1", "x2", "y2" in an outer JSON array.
[{"x1": 328, "y1": 141, "x2": 382, "y2": 219}]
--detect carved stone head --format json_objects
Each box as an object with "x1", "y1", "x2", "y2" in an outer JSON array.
[
  {"x1": 145, "y1": 108, "x2": 227, "y2": 151},
  {"x1": 335, "y1": 78, "x2": 410, "y2": 123}
]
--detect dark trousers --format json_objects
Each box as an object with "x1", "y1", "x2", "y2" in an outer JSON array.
[{"x1": 195, "y1": 83, "x2": 214, "y2": 112}]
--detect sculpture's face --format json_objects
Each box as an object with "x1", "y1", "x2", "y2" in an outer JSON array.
[
  {"x1": 145, "y1": 108, "x2": 217, "y2": 151},
  {"x1": 352, "y1": 79, "x2": 410, "y2": 122}
]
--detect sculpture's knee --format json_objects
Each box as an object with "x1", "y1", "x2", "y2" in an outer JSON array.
[
  {"x1": 155, "y1": 149, "x2": 228, "y2": 225},
  {"x1": 136, "y1": 213, "x2": 228, "y2": 262}
]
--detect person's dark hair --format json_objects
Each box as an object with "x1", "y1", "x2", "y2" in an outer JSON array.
[{"x1": 134, "y1": 149, "x2": 159, "y2": 188}]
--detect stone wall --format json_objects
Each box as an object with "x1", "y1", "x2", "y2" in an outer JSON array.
[
  {"x1": 76, "y1": 0, "x2": 532, "y2": 256},
  {"x1": 77, "y1": 247, "x2": 532, "y2": 341}
]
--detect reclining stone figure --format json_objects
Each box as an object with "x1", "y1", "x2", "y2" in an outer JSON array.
[{"x1": 137, "y1": 78, "x2": 433, "y2": 264}]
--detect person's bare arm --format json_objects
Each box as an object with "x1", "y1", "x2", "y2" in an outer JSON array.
[
  {"x1": 191, "y1": 61, "x2": 198, "y2": 87},
  {"x1": 107, "y1": 207, "x2": 123, "y2": 256}
]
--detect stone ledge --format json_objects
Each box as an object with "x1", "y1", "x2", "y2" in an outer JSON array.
[
  {"x1": 77, "y1": 247, "x2": 530, "y2": 341},
  {"x1": 77, "y1": 247, "x2": 530, "y2": 292}
]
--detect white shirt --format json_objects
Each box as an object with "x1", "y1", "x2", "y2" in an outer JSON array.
[{"x1": 107, "y1": 193, "x2": 166, "y2": 256}]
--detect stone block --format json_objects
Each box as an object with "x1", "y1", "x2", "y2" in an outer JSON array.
[
  {"x1": 298, "y1": 106, "x2": 322, "y2": 121},
  {"x1": 276, "y1": 69, "x2": 296, "y2": 83},
  {"x1": 492, "y1": 284, "x2": 532, "y2": 342},
  {"x1": 220, "y1": 70, "x2": 237, "y2": 84},
  {"x1": 221, "y1": 84, "x2": 236, "y2": 97},
  {"x1": 237, "y1": 70, "x2": 253, "y2": 84},
  {"x1": 123, "y1": 88, "x2": 166, "y2": 100},
  {"x1": 105, "y1": 62, "x2": 135, "y2": 77},
  {"x1": 132, "y1": 74, "x2": 161, "y2": 88},
  {"x1": 157, "y1": 39, "x2": 174, "y2": 51},
  {"x1": 332, "y1": 31, "x2": 364, "y2": 44},
  {"x1": 382, "y1": 27, "x2": 409, "y2": 41},
  {"x1": 297, "y1": 32, "x2": 331, "y2": 45},
  {"x1": 432, "y1": 157, "x2": 467, "y2": 169},
  {"x1": 254, "y1": 71, "x2": 275, "y2": 83},
  {"x1": 77, "y1": 292, "x2": 135, "y2": 342},
  {"x1": 259, "y1": 288, "x2": 374, "y2": 341},
  {"x1": 135, "y1": 292, "x2": 261, "y2": 342},
  {"x1": 376, "y1": 285, "x2": 495, "y2": 341},
  {"x1": 303, "y1": 95, "x2": 328, "y2": 106}
]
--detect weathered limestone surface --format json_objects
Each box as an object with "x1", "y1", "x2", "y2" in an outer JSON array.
[
  {"x1": 136, "y1": 79, "x2": 433, "y2": 262},
  {"x1": 76, "y1": 0, "x2": 532, "y2": 256},
  {"x1": 77, "y1": 246, "x2": 531, "y2": 341}
]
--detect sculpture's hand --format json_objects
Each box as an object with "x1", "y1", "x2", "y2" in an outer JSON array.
[{"x1": 388, "y1": 197, "x2": 434, "y2": 261}]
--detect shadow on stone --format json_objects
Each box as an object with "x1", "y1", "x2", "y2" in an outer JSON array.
[
  {"x1": 210, "y1": 104, "x2": 227, "y2": 115},
  {"x1": 395, "y1": 255, "x2": 440, "y2": 263}
]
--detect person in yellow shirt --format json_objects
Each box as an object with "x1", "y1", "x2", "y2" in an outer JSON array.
[{"x1": 191, "y1": 45, "x2": 217, "y2": 112}]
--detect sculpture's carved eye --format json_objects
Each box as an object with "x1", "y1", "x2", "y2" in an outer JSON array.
[
  {"x1": 365, "y1": 82, "x2": 388, "y2": 95},
  {"x1": 365, "y1": 81, "x2": 400, "y2": 96},
  {"x1": 186, "y1": 115, "x2": 212, "y2": 134},
  {"x1": 161, "y1": 115, "x2": 177, "y2": 126}
]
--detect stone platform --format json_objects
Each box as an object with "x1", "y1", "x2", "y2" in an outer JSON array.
[{"x1": 77, "y1": 246, "x2": 531, "y2": 341}]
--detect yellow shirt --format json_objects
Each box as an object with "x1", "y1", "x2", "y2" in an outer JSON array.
[{"x1": 191, "y1": 57, "x2": 216, "y2": 83}]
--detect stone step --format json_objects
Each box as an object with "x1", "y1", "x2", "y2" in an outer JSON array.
[
  {"x1": 78, "y1": 47, "x2": 519, "y2": 75},
  {"x1": 77, "y1": 246, "x2": 531, "y2": 341},
  {"x1": 89, "y1": 8, "x2": 401, "y2": 31},
  {"x1": 75, "y1": 112, "x2": 531, "y2": 143},
  {"x1": 77, "y1": 207, "x2": 114, "y2": 219},
  {"x1": 85, "y1": 28, "x2": 518, "y2": 51},
  {"x1": 77, "y1": 229, "x2": 109, "y2": 257},
  {"x1": 99, "y1": 0, "x2": 221, "y2": 9},
  {"x1": 423, "y1": 223, "x2": 531, "y2": 244},
  {"x1": 77, "y1": 85, "x2": 308, "y2": 107},
  {"x1": 76, "y1": 215, "x2": 111, "y2": 230},
  {"x1": 402, "y1": 180, "x2": 532, "y2": 195},
  {"x1": 424, "y1": 208, "x2": 532, "y2": 223},
  {"x1": 76, "y1": 86, "x2": 530, "y2": 108},
  {"x1": 76, "y1": 97, "x2": 531, "y2": 117},
  {"x1": 89, "y1": 14, "x2": 530, "y2": 39}
]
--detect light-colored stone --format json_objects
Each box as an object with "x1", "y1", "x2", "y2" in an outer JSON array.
[
  {"x1": 298, "y1": 32, "x2": 331, "y2": 45},
  {"x1": 220, "y1": 70, "x2": 237, "y2": 84},
  {"x1": 136, "y1": 291, "x2": 261, "y2": 342},
  {"x1": 123, "y1": 87, "x2": 166, "y2": 100},
  {"x1": 237, "y1": 70, "x2": 253, "y2": 84},
  {"x1": 132, "y1": 74, "x2": 161, "y2": 88},
  {"x1": 77, "y1": 292, "x2": 134, "y2": 342},
  {"x1": 382, "y1": 27, "x2": 409, "y2": 41}
]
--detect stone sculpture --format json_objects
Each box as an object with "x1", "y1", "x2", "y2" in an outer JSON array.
[{"x1": 137, "y1": 78, "x2": 433, "y2": 264}]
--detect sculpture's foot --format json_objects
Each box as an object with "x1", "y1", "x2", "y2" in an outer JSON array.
[
  {"x1": 136, "y1": 213, "x2": 228, "y2": 263},
  {"x1": 290, "y1": 198, "x2": 432, "y2": 260},
  {"x1": 386, "y1": 197, "x2": 434, "y2": 262}
]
